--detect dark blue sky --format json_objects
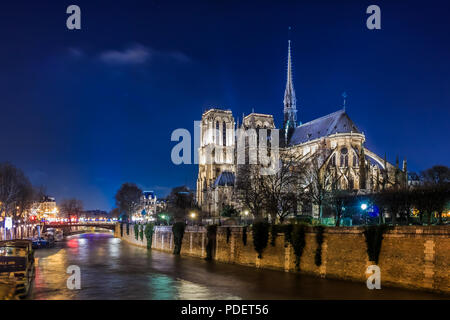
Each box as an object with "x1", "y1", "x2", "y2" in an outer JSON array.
[{"x1": 0, "y1": 0, "x2": 449, "y2": 211}]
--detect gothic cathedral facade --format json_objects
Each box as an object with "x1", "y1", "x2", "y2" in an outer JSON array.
[{"x1": 196, "y1": 41, "x2": 407, "y2": 218}]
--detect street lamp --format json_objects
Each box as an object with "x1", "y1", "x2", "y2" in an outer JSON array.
[
  {"x1": 361, "y1": 203, "x2": 368, "y2": 225},
  {"x1": 190, "y1": 212, "x2": 196, "y2": 226},
  {"x1": 242, "y1": 210, "x2": 250, "y2": 226}
]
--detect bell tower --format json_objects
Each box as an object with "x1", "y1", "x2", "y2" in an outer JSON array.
[{"x1": 196, "y1": 109, "x2": 235, "y2": 210}]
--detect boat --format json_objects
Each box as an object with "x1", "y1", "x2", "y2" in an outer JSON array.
[
  {"x1": 31, "y1": 225, "x2": 55, "y2": 249},
  {"x1": 0, "y1": 240, "x2": 35, "y2": 298},
  {"x1": 31, "y1": 237, "x2": 54, "y2": 249},
  {"x1": 45, "y1": 228, "x2": 64, "y2": 242}
]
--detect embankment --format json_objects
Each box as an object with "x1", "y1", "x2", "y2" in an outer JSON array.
[{"x1": 115, "y1": 224, "x2": 450, "y2": 294}]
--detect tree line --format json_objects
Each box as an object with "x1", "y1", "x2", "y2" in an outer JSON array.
[
  {"x1": 235, "y1": 150, "x2": 449, "y2": 226},
  {"x1": 0, "y1": 162, "x2": 84, "y2": 223}
]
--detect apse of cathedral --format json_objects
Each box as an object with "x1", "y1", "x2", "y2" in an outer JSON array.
[{"x1": 196, "y1": 40, "x2": 408, "y2": 217}]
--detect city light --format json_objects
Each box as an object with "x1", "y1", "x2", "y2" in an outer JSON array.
[
  {"x1": 361, "y1": 203, "x2": 368, "y2": 210},
  {"x1": 190, "y1": 212, "x2": 196, "y2": 219}
]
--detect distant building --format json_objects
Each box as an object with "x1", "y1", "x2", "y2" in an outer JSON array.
[
  {"x1": 155, "y1": 198, "x2": 167, "y2": 215},
  {"x1": 130, "y1": 191, "x2": 159, "y2": 221},
  {"x1": 142, "y1": 191, "x2": 157, "y2": 216},
  {"x1": 407, "y1": 172, "x2": 421, "y2": 187},
  {"x1": 39, "y1": 196, "x2": 57, "y2": 215},
  {"x1": 83, "y1": 210, "x2": 108, "y2": 219}
]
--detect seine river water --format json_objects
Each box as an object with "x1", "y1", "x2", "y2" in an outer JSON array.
[{"x1": 28, "y1": 232, "x2": 446, "y2": 300}]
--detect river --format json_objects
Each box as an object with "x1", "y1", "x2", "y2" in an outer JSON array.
[{"x1": 28, "y1": 232, "x2": 447, "y2": 300}]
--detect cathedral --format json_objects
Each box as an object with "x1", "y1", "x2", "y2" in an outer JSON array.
[{"x1": 196, "y1": 40, "x2": 407, "y2": 218}]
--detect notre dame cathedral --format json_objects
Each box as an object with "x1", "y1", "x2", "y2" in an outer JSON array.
[{"x1": 196, "y1": 40, "x2": 407, "y2": 218}]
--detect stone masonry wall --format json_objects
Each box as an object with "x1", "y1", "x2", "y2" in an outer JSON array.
[{"x1": 115, "y1": 224, "x2": 450, "y2": 294}]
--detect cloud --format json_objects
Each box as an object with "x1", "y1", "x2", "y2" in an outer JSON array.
[
  {"x1": 166, "y1": 51, "x2": 191, "y2": 63},
  {"x1": 99, "y1": 44, "x2": 152, "y2": 65},
  {"x1": 68, "y1": 47, "x2": 84, "y2": 58},
  {"x1": 98, "y1": 44, "x2": 191, "y2": 65}
]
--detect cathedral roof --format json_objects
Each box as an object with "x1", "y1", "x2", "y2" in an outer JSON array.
[
  {"x1": 143, "y1": 191, "x2": 155, "y2": 199},
  {"x1": 288, "y1": 109, "x2": 361, "y2": 146},
  {"x1": 214, "y1": 171, "x2": 235, "y2": 187}
]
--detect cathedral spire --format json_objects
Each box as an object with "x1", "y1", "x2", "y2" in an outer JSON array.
[{"x1": 283, "y1": 39, "x2": 297, "y2": 130}]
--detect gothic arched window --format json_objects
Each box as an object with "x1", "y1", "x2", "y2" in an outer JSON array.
[
  {"x1": 222, "y1": 121, "x2": 226, "y2": 146},
  {"x1": 331, "y1": 153, "x2": 336, "y2": 166},
  {"x1": 340, "y1": 147, "x2": 348, "y2": 167},
  {"x1": 216, "y1": 121, "x2": 219, "y2": 144},
  {"x1": 353, "y1": 148, "x2": 359, "y2": 167},
  {"x1": 353, "y1": 153, "x2": 358, "y2": 167}
]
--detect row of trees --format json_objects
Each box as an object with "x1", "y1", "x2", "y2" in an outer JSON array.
[
  {"x1": 59, "y1": 198, "x2": 84, "y2": 220},
  {"x1": 330, "y1": 166, "x2": 449, "y2": 225},
  {"x1": 326, "y1": 184, "x2": 448, "y2": 226},
  {"x1": 0, "y1": 162, "x2": 84, "y2": 222},
  {"x1": 235, "y1": 149, "x2": 449, "y2": 225},
  {"x1": 113, "y1": 163, "x2": 448, "y2": 226},
  {"x1": 0, "y1": 162, "x2": 35, "y2": 221},
  {"x1": 236, "y1": 153, "x2": 306, "y2": 223}
]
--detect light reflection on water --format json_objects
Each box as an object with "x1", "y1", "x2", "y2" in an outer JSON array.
[
  {"x1": 29, "y1": 233, "x2": 242, "y2": 300},
  {"x1": 175, "y1": 279, "x2": 241, "y2": 300},
  {"x1": 27, "y1": 233, "x2": 447, "y2": 300}
]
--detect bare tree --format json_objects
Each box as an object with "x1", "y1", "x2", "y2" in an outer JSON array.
[
  {"x1": 109, "y1": 208, "x2": 120, "y2": 219},
  {"x1": 421, "y1": 165, "x2": 450, "y2": 185},
  {"x1": 304, "y1": 146, "x2": 332, "y2": 221},
  {"x1": 166, "y1": 186, "x2": 195, "y2": 222},
  {"x1": 260, "y1": 153, "x2": 307, "y2": 223},
  {"x1": 326, "y1": 189, "x2": 354, "y2": 226},
  {"x1": 428, "y1": 184, "x2": 449, "y2": 225},
  {"x1": 114, "y1": 183, "x2": 143, "y2": 222},
  {"x1": 235, "y1": 164, "x2": 266, "y2": 219},
  {"x1": 60, "y1": 198, "x2": 84, "y2": 221},
  {"x1": 419, "y1": 165, "x2": 450, "y2": 224},
  {"x1": 0, "y1": 162, "x2": 34, "y2": 222},
  {"x1": 398, "y1": 188, "x2": 414, "y2": 225},
  {"x1": 374, "y1": 189, "x2": 404, "y2": 225}
]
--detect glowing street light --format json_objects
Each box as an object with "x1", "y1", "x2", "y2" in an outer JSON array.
[
  {"x1": 190, "y1": 212, "x2": 196, "y2": 219},
  {"x1": 361, "y1": 203, "x2": 368, "y2": 210}
]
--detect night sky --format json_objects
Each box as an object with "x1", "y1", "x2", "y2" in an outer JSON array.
[{"x1": 0, "y1": 0, "x2": 449, "y2": 211}]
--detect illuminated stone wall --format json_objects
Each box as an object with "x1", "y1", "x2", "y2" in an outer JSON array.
[{"x1": 116, "y1": 224, "x2": 450, "y2": 294}]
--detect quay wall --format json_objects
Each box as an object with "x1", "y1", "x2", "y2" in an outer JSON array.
[{"x1": 115, "y1": 224, "x2": 450, "y2": 294}]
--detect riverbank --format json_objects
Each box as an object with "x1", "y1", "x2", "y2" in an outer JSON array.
[{"x1": 116, "y1": 224, "x2": 450, "y2": 295}]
